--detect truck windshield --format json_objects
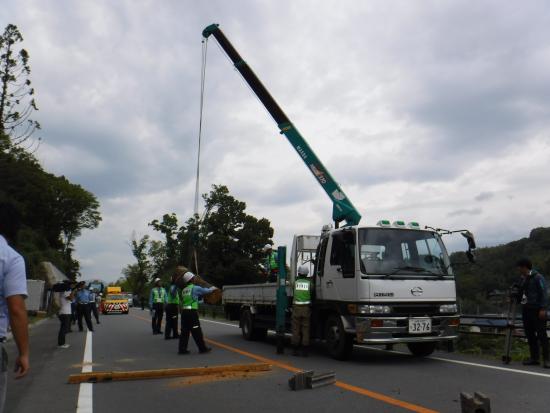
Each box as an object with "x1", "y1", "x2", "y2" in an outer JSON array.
[{"x1": 358, "y1": 228, "x2": 452, "y2": 277}]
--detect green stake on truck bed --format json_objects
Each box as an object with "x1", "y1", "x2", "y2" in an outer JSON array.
[{"x1": 202, "y1": 23, "x2": 362, "y2": 228}]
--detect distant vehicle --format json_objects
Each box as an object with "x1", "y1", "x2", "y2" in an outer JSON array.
[
  {"x1": 87, "y1": 279, "x2": 107, "y2": 294},
  {"x1": 106, "y1": 286, "x2": 122, "y2": 294},
  {"x1": 125, "y1": 292, "x2": 134, "y2": 307},
  {"x1": 101, "y1": 287, "x2": 128, "y2": 314}
]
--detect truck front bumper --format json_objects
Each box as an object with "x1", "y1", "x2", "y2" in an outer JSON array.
[{"x1": 346, "y1": 315, "x2": 460, "y2": 344}]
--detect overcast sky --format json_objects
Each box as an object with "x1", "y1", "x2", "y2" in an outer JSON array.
[{"x1": 3, "y1": 1, "x2": 550, "y2": 282}]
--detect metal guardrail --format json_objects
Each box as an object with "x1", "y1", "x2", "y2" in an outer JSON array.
[{"x1": 197, "y1": 306, "x2": 546, "y2": 338}]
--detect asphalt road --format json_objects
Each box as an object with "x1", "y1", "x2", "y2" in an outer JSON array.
[{"x1": 4, "y1": 308, "x2": 550, "y2": 413}]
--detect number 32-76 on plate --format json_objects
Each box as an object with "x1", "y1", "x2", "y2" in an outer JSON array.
[{"x1": 409, "y1": 318, "x2": 432, "y2": 334}]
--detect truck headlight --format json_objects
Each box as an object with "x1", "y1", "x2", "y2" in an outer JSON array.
[
  {"x1": 440, "y1": 304, "x2": 458, "y2": 314},
  {"x1": 357, "y1": 305, "x2": 392, "y2": 314}
]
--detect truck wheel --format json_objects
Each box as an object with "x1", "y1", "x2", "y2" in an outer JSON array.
[
  {"x1": 407, "y1": 342, "x2": 436, "y2": 357},
  {"x1": 240, "y1": 309, "x2": 267, "y2": 341},
  {"x1": 325, "y1": 315, "x2": 353, "y2": 360}
]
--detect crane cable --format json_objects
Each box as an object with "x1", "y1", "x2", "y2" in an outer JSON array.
[
  {"x1": 194, "y1": 38, "x2": 208, "y2": 216},
  {"x1": 191, "y1": 37, "x2": 209, "y2": 276}
]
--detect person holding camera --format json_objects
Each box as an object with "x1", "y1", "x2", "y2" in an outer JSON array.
[
  {"x1": 516, "y1": 258, "x2": 549, "y2": 368},
  {"x1": 55, "y1": 281, "x2": 75, "y2": 348}
]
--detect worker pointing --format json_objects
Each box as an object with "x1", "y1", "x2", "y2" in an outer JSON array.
[
  {"x1": 149, "y1": 278, "x2": 166, "y2": 335},
  {"x1": 178, "y1": 272, "x2": 216, "y2": 355},
  {"x1": 292, "y1": 265, "x2": 312, "y2": 357}
]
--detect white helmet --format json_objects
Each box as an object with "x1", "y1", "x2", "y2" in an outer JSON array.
[
  {"x1": 263, "y1": 244, "x2": 273, "y2": 252},
  {"x1": 183, "y1": 272, "x2": 195, "y2": 283},
  {"x1": 297, "y1": 265, "x2": 309, "y2": 276},
  {"x1": 154, "y1": 278, "x2": 161, "y2": 283}
]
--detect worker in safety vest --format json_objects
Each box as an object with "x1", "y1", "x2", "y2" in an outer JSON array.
[
  {"x1": 263, "y1": 244, "x2": 279, "y2": 282},
  {"x1": 149, "y1": 278, "x2": 166, "y2": 335},
  {"x1": 178, "y1": 271, "x2": 216, "y2": 355},
  {"x1": 291, "y1": 265, "x2": 313, "y2": 357},
  {"x1": 164, "y1": 275, "x2": 180, "y2": 340}
]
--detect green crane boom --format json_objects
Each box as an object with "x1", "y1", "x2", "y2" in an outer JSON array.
[{"x1": 203, "y1": 24, "x2": 361, "y2": 227}]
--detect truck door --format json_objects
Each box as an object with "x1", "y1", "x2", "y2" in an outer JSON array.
[
  {"x1": 314, "y1": 237, "x2": 329, "y2": 299},
  {"x1": 322, "y1": 230, "x2": 357, "y2": 302}
]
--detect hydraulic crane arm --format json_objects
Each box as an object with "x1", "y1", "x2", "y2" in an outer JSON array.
[{"x1": 203, "y1": 24, "x2": 362, "y2": 227}]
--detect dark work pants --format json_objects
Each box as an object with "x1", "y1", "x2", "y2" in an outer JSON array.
[
  {"x1": 90, "y1": 303, "x2": 100, "y2": 323},
  {"x1": 291, "y1": 305, "x2": 311, "y2": 347},
  {"x1": 71, "y1": 303, "x2": 77, "y2": 325},
  {"x1": 77, "y1": 303, "x2": 94, "y2": 332},
  {"x1": 179, "y1": 310, "x2": 207, "y2": 352},
  {"x1": 522, "y1": 306, "x2": 549, "y2": 361},
  {"x1": 165, "y1": 304, "x2": 179, "y2": 339},
  {"x1": 58, "y1": 314, "x2": 71, "y2": 345},
  {"x1": 152, "y1": 303, "x2": 164, "y2": 333}
]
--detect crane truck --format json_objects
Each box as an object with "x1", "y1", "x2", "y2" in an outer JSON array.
[{"x1": 202, "y1": 24, "x2": 476, "y2": 360}]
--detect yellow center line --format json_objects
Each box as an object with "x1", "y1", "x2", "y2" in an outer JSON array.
[{"x1": 130, "y1": 313, "x2": 439, "y2": 413}]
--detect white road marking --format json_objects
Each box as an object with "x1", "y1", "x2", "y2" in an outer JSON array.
[
  {"x1": 358, "y1": 345, "x2": 550, "y2": 379},
  {"x1": 201, "y1": 319, "x2": 238, "y2": 328},
  {"x1": 76, "y1": 331, "x2": 93, "y2": 413},
  {"x1": 202, "y1": 318, "x2": 550, "y2": 379}
]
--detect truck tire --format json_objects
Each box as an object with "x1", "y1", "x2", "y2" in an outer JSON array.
[
  {"x1": 407, "y1": 342, "x2": 436, "y2": 357},
  {"x1": 240, "y1": 309, "x2": 267, "y2": 341},
  {"x1": 325, "y1": 315, "x2": 353, "y2": 360}
]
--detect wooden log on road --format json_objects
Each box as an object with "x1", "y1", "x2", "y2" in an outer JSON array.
[{"x1": 68, "y1": 362, "x2": 271, "y2": 384}]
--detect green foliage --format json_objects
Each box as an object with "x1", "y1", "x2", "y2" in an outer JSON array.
[
  {"x1": 454, "y1": 227, "x2": 550, "y2": 314},
  {"x1": 456, "y1": 334, "x2": 530, "y2": 361},
  {"x1": 121, "y1": 235, "x2": 152, "y2": 298},
  {"x1": 121, "y1": 185, "x2": 274, "y2": 288},
  {"x1": 0, "y1": 131, "x2": 102, "y2": 279},
  {"x1": 0, "y1": 24, "x2": 41, "y2": 146}
]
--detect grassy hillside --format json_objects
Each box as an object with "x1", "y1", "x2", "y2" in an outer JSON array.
[{"x1": 453, "y1": 227, "x2": 550, "y2": 314}]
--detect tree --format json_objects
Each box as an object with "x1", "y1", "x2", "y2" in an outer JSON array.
[
  {"x1": 121, "y1": 235, "x2": 152, "y2": 298},
  {"x1": 0, "y1": 24, "x2": 40, "y2": 148},
  {"x1": 0, "y1": 134, "x2": 102, "y2": 278},
  {"x1": 149, "y1": 213, "x2": 179, "y2": 268}
]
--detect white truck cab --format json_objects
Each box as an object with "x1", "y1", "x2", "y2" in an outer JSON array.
[
  {"x1": 302, "y1": 220, "x2": 462, "y2": 359},
  {"x1": 223, "y1": 220, "x2": 472, "y2": 360}
]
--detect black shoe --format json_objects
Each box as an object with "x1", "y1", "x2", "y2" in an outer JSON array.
[
  {"x1": 97, "y1": 321, "x2": 100, "y2": 324},
  {"x1": 199, "y1": 347, "x2": 212, "y2": 354},
  {"x1": 301, "y1": 347, "x2": 309, "y2": 357},
  {"x1": 292, "y1": 348, "x2": 300, "y2": 357},
  {"x1": 174, "y1": 335, "x2": 180, "y2": 339},
  {"x1": 178, "y1": 350, "x2": 190, "y2": 355},
  {"x1": 543, "y1": 360, "x2": 550, "y2": 369},
  {"x1": 523, "y1": 359, "x2": 540, "y2": 366}
]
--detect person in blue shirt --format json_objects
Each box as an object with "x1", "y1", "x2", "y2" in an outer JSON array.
[
  {"x1": 89, "y1": 289, "x2": 100, "y2": 324},
  {"x1": 0, "y1": 203, "x2": 30, "y2": 411},
  {"x1": 75, "y1": 282, "x2": 94, "y2": 332}
]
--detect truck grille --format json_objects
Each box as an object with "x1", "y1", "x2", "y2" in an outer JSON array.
[{"x1": 392, "y1": 304, "x2": 440, "y2": 317}]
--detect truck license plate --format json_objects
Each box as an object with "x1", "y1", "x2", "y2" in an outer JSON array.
[{"x1": 408, "y1": 318, "x2": 432, "y2": 334}]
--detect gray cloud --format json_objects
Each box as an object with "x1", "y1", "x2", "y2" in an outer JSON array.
[
  {"x1": 448, "y1": 208, "x2": 483, "y2": 217},
  {"x1": 475, "y1": 192, "x2": 495, "y2": 202},
  {"x1": 3, "y1": 1, "x2": 550, "y2": 281}
]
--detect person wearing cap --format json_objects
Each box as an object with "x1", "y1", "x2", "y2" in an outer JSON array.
[
  {"x1": 516, "y1": 258, "x2": 549, "y2": 368},
  {"x1": 164, "y1": 274, "x2": 180, "y2": 340},
  {"x1": 149, "y1": 278, "x2": 166, "y2": 335},
  {"x1": 178, "y1": 272, "x2": 216, "y2": 354},
  {"x1": 75, "y1": 282, "x2": 94, "y2": 332},
  {"x1": 262, "y1": 244, "x2": 279, "y2": 282},
  {"x1": 291, "y1": 265, "x2": 313, "y2": 357}
]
